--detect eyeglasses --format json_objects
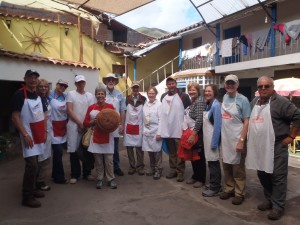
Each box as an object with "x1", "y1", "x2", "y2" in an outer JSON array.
[
  {"x1": 225, "y1": 80, "x2": 236, "y2": 85},
  {"x1": 257, "y1": 85, "x2": 272, "y2": 89},
  {"x1": 107, "y1": 78, "x2": 116, "y2": 82}
]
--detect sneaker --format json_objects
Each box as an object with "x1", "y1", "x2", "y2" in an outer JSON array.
[
  {"x1": 96, "y1": 180, "x2": 103, "y2": 189},
  {"x1": 153, "y1": 171, "x2": 161, "y2": 180},
  {"x1": 114, "y1": 168, "x2": 124, "y2": 176},
  {"x1": 193, "y1": 181, "x2": 204, "y2": 188},
  {"x1": 186, "y1": 178, "x2": 196, "y2": 184},
  {"x1": 219, "y1": 192, "x2": 235, "y2": 200},
  {"x1": 22, "y1": 198, "x2": 41, "y2": 208},
  {"x1": 33, "y1": 190, "x2": 45, "y2": 198},
  {"x1": 202, "y1": 189, "x2": 219, "y2": 197},
  {"x1": 137, "y1": 169, "x2": 145, "y2": 176},
  {"x1": 84, "y1": 175, "x2": 94, "y2": 181},
  {"x1": 36, "y1": 182, "x2": 51, "y2": 191},
  {"x1": 146, "y1": 169, "x2": 154, "y2": 176},
  {"x1": 54, "y1": 179, "x2": 69, "y2": 184},
  {"x1": 166, "y1": 171, "x2": 177, "y2": 179},
  {"x1": 232, "y1": 196, "x2": 244, "y2": 205},
  {"x1": 257, "y1": 201, "x2": 272, "y2": 211},
  {"x1": 176, "y1": 174, "x2": 184, "y2": 182},
  {"x1": 268, "y1": 208, "x2": 284, "y2": 220},
  {"x1": 109, "y1": 179, "x2": 117, "y2": 189},
  {"x1": 128, "y1": 168, "x2": 136, "y2": 175},
  {"x1": 70, "y1": 178, "x2": 77, "y2": 184}
]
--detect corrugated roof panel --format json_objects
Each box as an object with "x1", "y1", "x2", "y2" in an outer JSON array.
[{"x1": 193, "y1": 0, "x2": 267, "y2": 24}]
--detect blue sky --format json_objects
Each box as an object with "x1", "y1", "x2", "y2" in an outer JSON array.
[{"x1": 115, "y1": 0, "x2": 202, "y2": 33}]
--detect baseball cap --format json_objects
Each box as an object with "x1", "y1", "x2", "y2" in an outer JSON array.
[
  {"x1": 75, "y1": 75, "x2": 86, "y2": 83},
  {"x1": 225, "y1": 74, "x2": 239, "y2": 83},
  {"x1": 57, "y1": 79, "x2": 69, "y2": 87},
  {"x1": 166, "y1": 76, "x2": 176, "y2": 83},
  {"x1": 102, "y1": 73, "x2": 119, "y2": 85},
  {"x1": 25, "y1": 69, "x2": 40, "y2": 77},
  {"x1": 130, "y1": 81, "x2": 140, "y2": 88}
]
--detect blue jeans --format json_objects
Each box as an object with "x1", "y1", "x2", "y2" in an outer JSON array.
[
  {"x1": 52, "y1": 144, "x2": 66, "y2": 182},
  {"x1": 113, "y1": 138, "x2": 121, "y2": 171}
]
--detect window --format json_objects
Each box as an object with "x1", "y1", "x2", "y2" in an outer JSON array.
[{"x1": 192, "y1": 37, "x2": 202, "y2": 48}]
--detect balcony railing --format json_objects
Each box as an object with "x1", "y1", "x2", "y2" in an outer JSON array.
[{"x1": 182, "y1": 31, "x2": 300, "y2": 70}]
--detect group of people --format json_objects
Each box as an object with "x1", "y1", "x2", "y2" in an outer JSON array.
[{"x1": 11, "y1": 70, "x2": 300, "y2": 221}]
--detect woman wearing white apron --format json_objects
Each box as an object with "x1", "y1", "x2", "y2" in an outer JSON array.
[
  {"x1": 36, "y1": 79, "x2": 52, "y2": 191},
  {"x1": 83, "y1": 84, "x2": 117, "y2": 189},
  {"x1": 182, "y1": 83, "x2": 206, "y2": 188},
  {"x1": 142, "y1": 87, "x2": 162, "y2": 180},
  {"x1": 124, "y1": 81, "x2": 146, "y2": 175},
  {"x1": 220, "y1": 74, "x2": 251, "y2": 205},
  {"x1": 11, "y1": 70, "x2": 46, "y2": 208},
  {"x1": 49, "y1": 79, "x2": 68, "y2": 184},
  {"x1": 202, "y1": 85, "x2": 222, "y2": 197}
]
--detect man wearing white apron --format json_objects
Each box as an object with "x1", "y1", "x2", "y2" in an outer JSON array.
[
  {"x1": 160, "y1": 76, "x2": 191, "y2": 182},
  {"x1": 11, "y1": 69, "x2": 47, "y2": 208},
  {"x1": 103, "y1": 73, "x2": 126, "y2": 176},
  {"x1": 66, "y1": 75, "x2": 94, "y2": 184},
  {"x1": 49, "y1": 79, "x2": 68, "y2": 184},
  {"x1": 124, "y1": 81, "x2": 146, "y2": 175},
  {"x1": 220, "y1": 74, "x2": 251, "y2": 205},
  {"x1": 246, "y1": 76, "x2": 300, "y2": 220}
]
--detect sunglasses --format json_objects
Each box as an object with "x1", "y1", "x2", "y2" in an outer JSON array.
[
  {"x1": 59, "y1": 84, "x2": 68, "y2": 88},
  {"x1": 257, "y1": 85, "x2": 272, "y2": 89},
  {"x1": 107, "y1": 78, "x2": 116, "y2": 82},
  {"x1": 225, "y1": 80, "x2": 236, "y2": 85}
]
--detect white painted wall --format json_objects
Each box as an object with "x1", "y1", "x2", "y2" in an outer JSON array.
[{"x1": 0, "y1": 58, "x2": 100, "y2": 94}]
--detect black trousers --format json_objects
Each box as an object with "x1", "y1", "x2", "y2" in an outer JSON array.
[
  {"x1": 208, "y1": 160, "x2": 222, "y2": 191},
  {"x1": 191, "y1": 148, "x2": 206, "y2": 183},
  {"x1": 23, "y1": 156, "x2": 39, "y2": 199},
  {"x1": 70, "y1": 148, "x2": 94, "y2": 179}
]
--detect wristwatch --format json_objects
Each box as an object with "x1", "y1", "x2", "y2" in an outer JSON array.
[{"x1": 240, "y1": 137, "x2": 244, "y2": 142}]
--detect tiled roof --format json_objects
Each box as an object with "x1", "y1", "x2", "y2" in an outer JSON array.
[
  {"x1": 156, "y1": 22, "x2": 205, "y2": 40},
  {"x1": 0, "y1": 49, "x2": 99, "y2": 70}
]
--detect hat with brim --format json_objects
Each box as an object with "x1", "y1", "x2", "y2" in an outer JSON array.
[
  {"x1": 103, "y1": 73, "x2": 119, "y2": 85},
  {"x1": 75, "y1": 75, "x2": 86, "y2": 83},
  {"x1": 166, "y1": 76, "x2": 176, "y2": 83},
  {"x1": 57, "y1": 79, "x2": 69, "y2": 87},
  {"x1": 130, "y1": 81, "x2": 140, "y2": 88},
  {"x1": 25, "y1": 69, "x2": 40, "y2": 77},
  {"x1": 225, "y1": 74, "x2": 239, "y2": 83}
]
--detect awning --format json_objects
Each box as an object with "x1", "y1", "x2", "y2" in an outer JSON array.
[
  {"x1": 172, "y1": 68, "x2": 215, "y2": 79},
  {"x1": 64, "y1": 0, "x2": 154, "y2": 15},
  {"x1": 191, "y1": 0, "x2": 267, "y2": 24}
]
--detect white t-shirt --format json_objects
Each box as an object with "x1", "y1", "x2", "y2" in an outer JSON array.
[{"x1": 66, "y1": 90, "x2": 94, "y2": 123}]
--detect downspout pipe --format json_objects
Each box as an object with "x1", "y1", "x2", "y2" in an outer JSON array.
[
  {"x1": 216, "y1": 23, "x2": 220, "y2": 66},
  {"x1": 134, "y1": 59, "x2": 137, "y2": 81},
  {"x1": 270, "y1": 3, "x2": 277, "y2": 57},
  {"x1": 178, "y1": 37, "x2": 183, "y2": 71}
]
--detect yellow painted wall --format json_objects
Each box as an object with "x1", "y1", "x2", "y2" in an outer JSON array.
[{"x1": 0, "y1": 16, "x2": 128, "y2": 90}]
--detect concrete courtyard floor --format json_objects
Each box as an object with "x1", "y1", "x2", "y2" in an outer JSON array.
[{"x1": 1, "y1": 146, "x2": 300, "y2": 225}]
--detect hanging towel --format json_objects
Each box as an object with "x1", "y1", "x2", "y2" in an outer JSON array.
[
  {"x1": 252, "y1": 27, "x2": 271, "y2": 55},
  {"x1": 221, "y1": 38, "x2": 233, "y2": 57},
  {"x1": 285, "y1": 19, "x2": 300, "y2": 40}
]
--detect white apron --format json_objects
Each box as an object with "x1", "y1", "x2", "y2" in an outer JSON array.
[
  {"x1": 160, "y1": 94, "x2": 185, "y2": 138},
  {"x1": 87, "y1": 109, "x2": 114, "y2": 154},
  {"x1": 105, "y1": 92, "x2": 121, "y2": 138},
  {"x1": 19, "y1": 88, "x2": 45, "y2": 158},
  {"x1": 142, "y1": 100, "x2": 162, "y2": 152},
  {"x1": 221, "y1": 96, "x2": 243, "y2": 164},
  {"x1": 246, "y1": 99, "x2": 275, "y2": 173},
  {"x1": 182, "y1": 106, "x2": 195, "y2": 130},
  {"x1": 124, "y1": 104, "x2": 143, "y2": 147},
  {"x1": 67, "y1": 91, "x2": 93, "y2": 153},
  {"x1": 50, "y1": 93, "x2": 67, "y2": 144},
  {"x1": 38, "y1": 99, "x2": 52, "y2": 161},
  {"x1": 203, "y1": 110, "x2": 220, "y2": 161}
]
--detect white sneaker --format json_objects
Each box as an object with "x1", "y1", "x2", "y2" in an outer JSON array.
[{"x1": 69, "y1": 178, "x2": 77, "y2": 184}]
